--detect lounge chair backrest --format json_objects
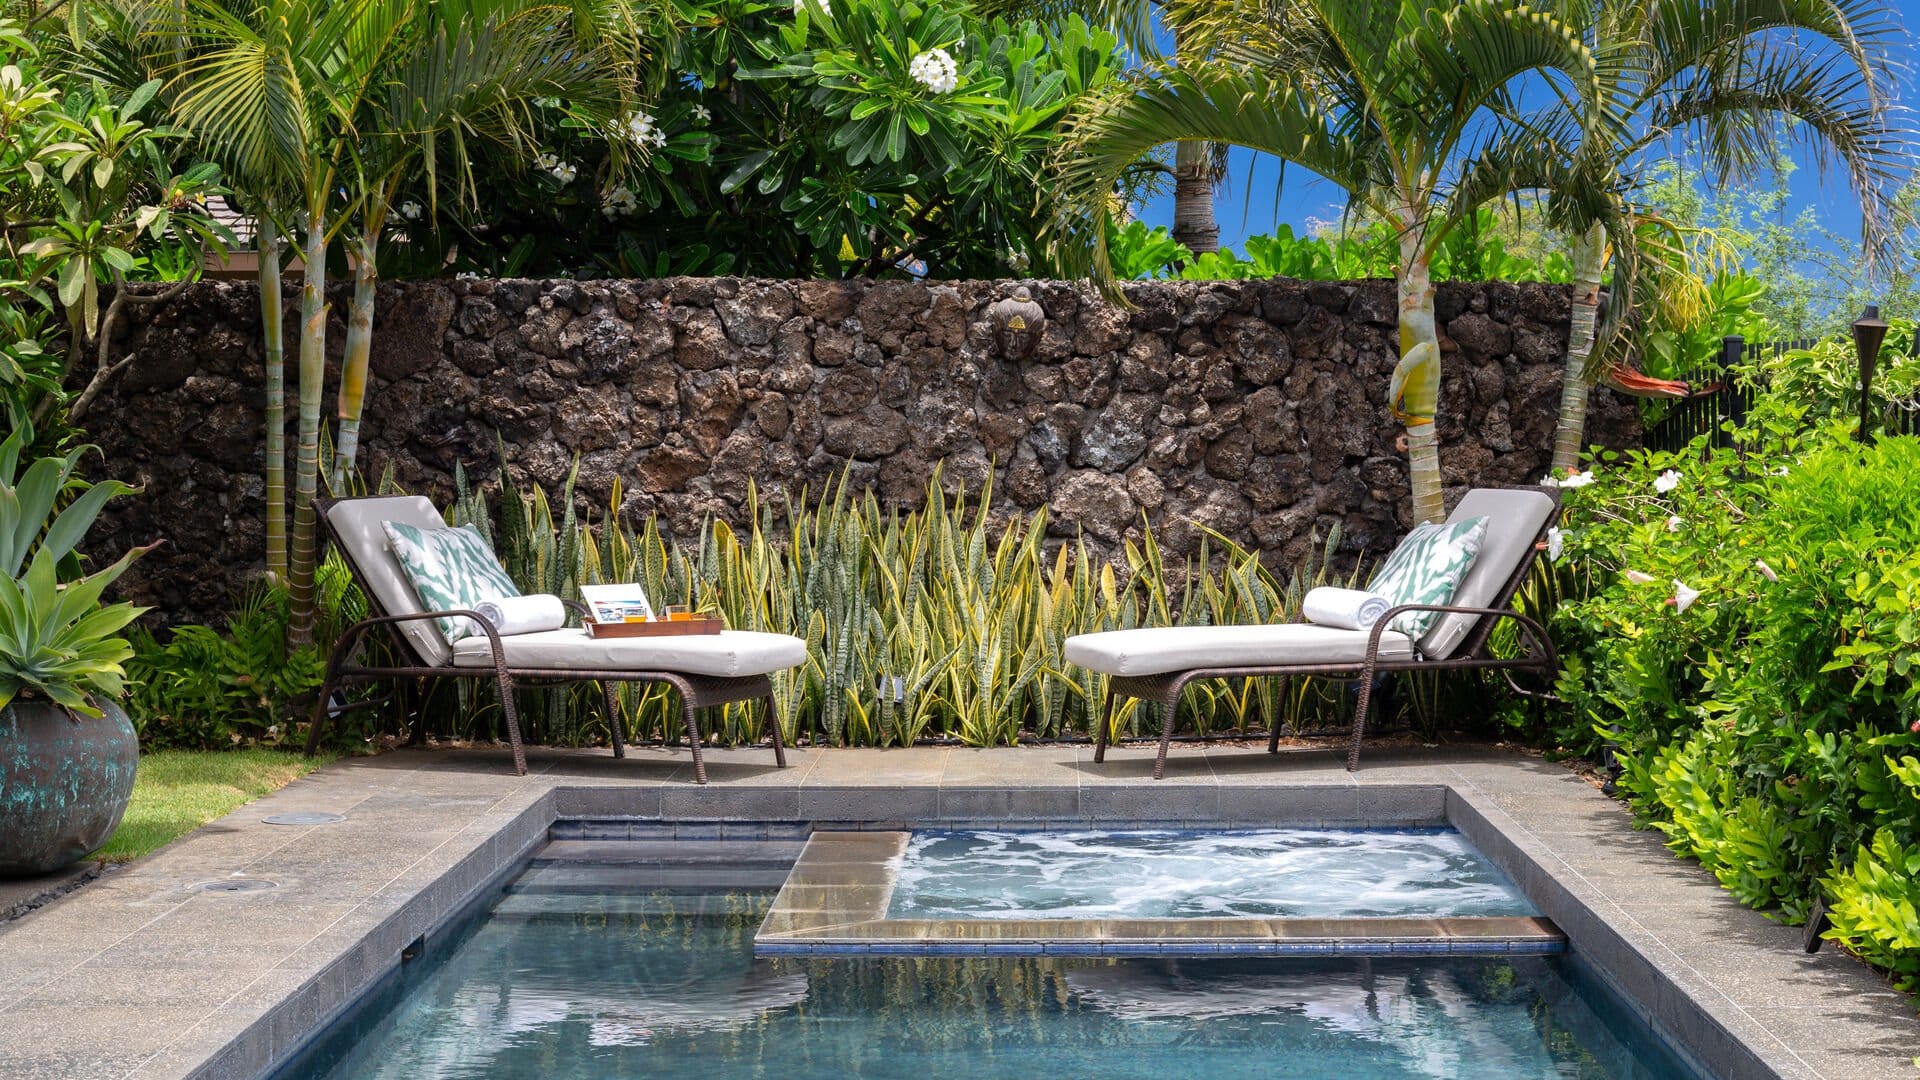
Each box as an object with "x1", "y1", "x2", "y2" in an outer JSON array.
[
  {"x1": 1416, "y1": 487, "x2": 1558, "y2": 660},
  {"x1": 322, "y1": 495, "x2": 455, "y2": 667}
]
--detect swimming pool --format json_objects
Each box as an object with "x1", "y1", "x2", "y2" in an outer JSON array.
[{"x1": 278, "y1": 845, "x2": 1697, "y2": 1079}]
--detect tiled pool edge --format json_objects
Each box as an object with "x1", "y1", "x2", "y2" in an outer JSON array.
[
  {"x1": 2, "y1": 747, "x2": 1910, "y2": 1079},
  {"x1": 1447, "y1": 788, "x2": 1766, "y2": 1080}
]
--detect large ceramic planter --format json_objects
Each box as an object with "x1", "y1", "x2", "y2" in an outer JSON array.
[{"x1": 0, "y1": 698, "x2": 139, "y2": 876}]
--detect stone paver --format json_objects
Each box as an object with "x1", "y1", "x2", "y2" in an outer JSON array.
[{"x1": 0, "y1": 742, "x2": 1908, "y2": 1079}]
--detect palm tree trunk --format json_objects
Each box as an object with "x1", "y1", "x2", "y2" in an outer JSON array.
[
  {"x1": 332, "y1": 230, "x2": 377, "y2": 489},
  {"x1": 1391, "y1": 212, "x2": 1445, "y2": 524},
  {"x1": 286, "y1": 210, "x2": 328, "y2": 648},
  {"x1": 258, "y1": 213, "x2": 288, "y2": 583},
  {"x1": 1551, "y1": 223, "x2": 1606, "y2": 473},
  {"x1": 1171, "y1": 140, "x2": 1219, "y2": 255}
]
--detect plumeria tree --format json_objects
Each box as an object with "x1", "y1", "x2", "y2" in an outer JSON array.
[{"x1": 392, "y1": 0, "x2": 1130, "y2": 279}]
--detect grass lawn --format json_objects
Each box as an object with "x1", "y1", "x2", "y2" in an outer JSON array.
[{"x1": 91, "y1": 749, "x2": 334, "y2": 863}]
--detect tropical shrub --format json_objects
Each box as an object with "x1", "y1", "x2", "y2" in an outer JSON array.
[
  {"x1": 1109, "y1": 212, "x2": 1574, "y2": 285},
  {"x1": 1541, "y1": 403, "x2": 1920, "y2": 988}
]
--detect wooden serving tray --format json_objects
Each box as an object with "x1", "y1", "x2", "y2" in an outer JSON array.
[{"x1": 586, "y1": 614, "x2": 724, "y2": 639}]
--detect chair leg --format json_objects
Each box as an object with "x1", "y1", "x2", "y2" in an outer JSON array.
[
  {"x1": 682, "y1": 699, "x2": 707, "y2": 785},
  {"x1": 602, "y1": 681, "x2": 625, "y2": 760},
  {"x1": 303, "y1": 669, "x2": 341, "y2": 758},
  {"x1": 765, "y1": 695, "x2": 788, "y2": 769},
  {"x1": 1347, "y1": 674, "x2": 1375, "y2": 772},
  {"x1": 497, "y1": 670, "x2": 527, "y2": 777},
  {"x1": 1153, "y1": 687, "x2": 1180, "y2": 781},
  {"x1": 1267, "y1": 676, "x2": 1291, "y2": 754},
  {"x1": 1093, "y1": 686, "x2": 1115, "y2": 763}
]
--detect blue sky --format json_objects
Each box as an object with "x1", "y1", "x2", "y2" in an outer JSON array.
[{"x1": 1131, "y1": 10, "x2": 1915, "y2": 274}]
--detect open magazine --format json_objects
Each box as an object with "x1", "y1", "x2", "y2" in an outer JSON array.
[{"x1": 578, "y1": 584, "x2": 654, "y2": 624}]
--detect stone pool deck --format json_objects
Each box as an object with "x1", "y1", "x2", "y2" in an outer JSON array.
[{"x1": 0, "y1": 742, "x2": 1913, "y2": 1079}]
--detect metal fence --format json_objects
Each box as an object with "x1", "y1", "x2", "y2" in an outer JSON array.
[{"x1": 1645, "y1": 335, "x2": 1917, "y2": 452}]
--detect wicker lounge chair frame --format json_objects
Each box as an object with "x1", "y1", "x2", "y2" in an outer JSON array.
[
  {"x1": 1093, "y1": 500, "x2": 1559, "y2": 779},
  {"x1": 300, "y1": 496, "x2": 786, "y2": 783}
]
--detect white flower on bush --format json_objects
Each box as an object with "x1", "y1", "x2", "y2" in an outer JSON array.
[
  {"x1": 1670, "y1": 579, "x2": 1700, "y2": 614},
  {"x1": 1666, "y1": 515, "x2": 1684, "y2": 533},
  {"x1": 1005, "y1": 249, "x2": 1030, "y2": 272},
  {"x1": 549, "y1": 159, "x2": 577, "y2": 183},
  {"x1": 1623, "y1": 569, "x2": 1657, "y2": 585},
  {"x1": 1754, "y1": 558, "x2": 1778, "y2": 583},
  {"x1": 909, "y1": 48, "x2": 959, "y2": 94},
  {"x1": 601, "y1": 185, "x2": 639, "y2": 219},
  {"x1": 1654, "y1": 469, "x2": 1682, "y2": 494},
  {"x1": 690, "y1": 104, "x2": 711, "y2": 125},
  {"x1": 612, "y1": 109, "x2": 668, "y2": 150},
  {"x1": 1545, "y1": 526, "x2": 1564, "y2": 561},
  {"x1": 398, "y1": 199, "x2": 423, "y2": 221},
  {"x1": 534, "y1": 151, "x2": 560, "y2": 171},
  {"x1": 1544, "y1": 469, "x2": 1594, "y2": 489}
]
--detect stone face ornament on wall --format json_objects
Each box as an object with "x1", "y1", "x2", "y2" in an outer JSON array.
[
  {"x1": 88, "y1": 276, "x2": 1641, "y2": 626},
  {"x1": 987, "y1": 285, "x2": 1047, "y2": 360}
]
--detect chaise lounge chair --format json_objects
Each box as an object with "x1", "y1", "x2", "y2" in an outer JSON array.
[
  {"x1": 1064, "y1": 487, "x2": 1559, "y2": 778},
  {"x1": 301, "y1": 495, "x2": 807, "y2": 782}
]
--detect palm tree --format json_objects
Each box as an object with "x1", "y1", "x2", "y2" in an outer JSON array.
[
  {"x1": 1052, "y1": 0, "x2": 1623, "y2": 524},
  {"x1": 329, "y1": 0, "x2": 629, "y2": 488},
  {"x1": 1540, "y1": 0, "x2": 1907, "y2": 472}
]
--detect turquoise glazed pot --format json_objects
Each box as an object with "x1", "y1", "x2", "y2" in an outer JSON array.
[{"x1": 0, "y1": 698, "x2": 139, "y2": 875}]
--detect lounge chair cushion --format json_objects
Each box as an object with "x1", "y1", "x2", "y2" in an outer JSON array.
[
  {"x1": 450, "y1": 628, "x2": 808, "y2": 678},
  {"x1": 1367, "y1": 515, "x2": 1489, "y2": 637},
  {"x1": 382, "y1": 520, "x2": 522, "y2": 645},
  {"x1": 325, "y1": 495, "x2": 457, "y2": 667},
  {"x1": 1417, "y1": 487, "x2": 1557, "y2": 660},
  {"x1": 1062, "y1": 623, "x2": 1416, "y2": 678}
]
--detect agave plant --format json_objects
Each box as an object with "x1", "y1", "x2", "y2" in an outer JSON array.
[{"x1": 0, "y1": 422, "x2": 148, "y2": 717}]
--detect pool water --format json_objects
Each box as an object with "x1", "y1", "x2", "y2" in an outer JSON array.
[
  {"x1": 887, "y1": 828, "x2": 1538, "y2": 919},
  {"x1": 280, "y1": 857, "x2": 1693, "y2": 1080}
]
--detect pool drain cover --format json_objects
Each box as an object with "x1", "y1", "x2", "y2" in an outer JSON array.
[
  {"x1": 262, "y1": 812, "x2": 345, "y2": 826},
  {"x1": 190, "y1": 877, "x2": 279, "y2": 894}
]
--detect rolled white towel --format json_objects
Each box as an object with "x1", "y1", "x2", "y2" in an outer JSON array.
[
  {"x1": 472, "y1": 594, "x2": 567, "y2": 636},
  {"x1": 1302, "y1": 587, "x2": 1392, "y2": 632}
]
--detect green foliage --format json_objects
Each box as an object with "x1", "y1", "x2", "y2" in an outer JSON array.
[
  {"x1": 1105, "y1": 212, "x2": 1575, "y2": 285},
  {"x1": 392, "y1": 0, "x2": 1126, "y2": 279},
  {"x1": 419, "y1": 463, "x2": 1367, "y2": 749},
  {"x1": 1540, "y1": 400, "x2": 1920, "y2": 986},
  {"x1": 0, "y1": 421, "x2": 145, "y2": 716},
  {"x1": 122, "y1": 586, "x2": 327, "y2": 750},
  {"x1": 1761, "y1": 317, "x2": 1920, "y2": 429}
]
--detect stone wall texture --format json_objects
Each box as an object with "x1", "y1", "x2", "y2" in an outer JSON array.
[{"x1": 92, "y1": 276, "x2": 1640, "y2": 623}]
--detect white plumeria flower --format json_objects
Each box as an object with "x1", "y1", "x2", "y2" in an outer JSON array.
[
  {"x1": 1623, "y1": 569, "x2": 1657, "y2": 585},
  {"x1": 1654, "y1": 469, "x2": 1682, "y2": 494},
  {"x1": 690, "y1": 104, "x2": 711, "y2": 124},
  {"x1": 1754, "y1": 559, "x2": 1778, "y2": 583},
  {"x1": 1671, "y1": 579, "x2": 1700, "y2": 613},
  {"x1": 601, "y1": 185, "x2": 639, "y2": 218},
  {"x1": 1557, "y1": 469, "x2": 1595, "y2": 489},
  {"x1": 534, "y1": 151, "x2": 560, "y2": 171},
  {"x1": 398, "y1": 199, "x2": 423, "y2": 221},
  {"x1": 1545, "y1": 527, "x2": 1564, "y2": 561},
  {"x1": 550, "y1": 160, "x2": 577, "y2": 183},
  {"x1": 909, "y1": 48, "x2": 959, "y2": 94},
  {"x1": 612, "y1": 109, "x2": 667, "y2": 149},
  {"x1": 1005, "y1": 249, "x2": 1030, "y2": 272},
  {"x1": 1666, "y1": 515, "x2": 1684, "y2": 532}
]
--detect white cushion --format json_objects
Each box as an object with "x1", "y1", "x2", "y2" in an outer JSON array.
[
  {"x1": 1062, "y1": 623, "x2": 1415, "y2": 678},
  {"x1": 325, "y1": 496, "x2": 453, "y2": 666},
  {"x1": 451, "y1": 628, "x2": 808, "y2": 678},
  {"x1": 1418, "y1": 488, "x2": 1556, "y2": 660}
]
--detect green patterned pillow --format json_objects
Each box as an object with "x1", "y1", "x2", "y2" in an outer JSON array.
[
  {"x1": 1367, "y1": 516, "x2": 1489, "y2": 638},
  {"x1": 381, "y1": 521, "x2": 521, "y2": 644}
]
